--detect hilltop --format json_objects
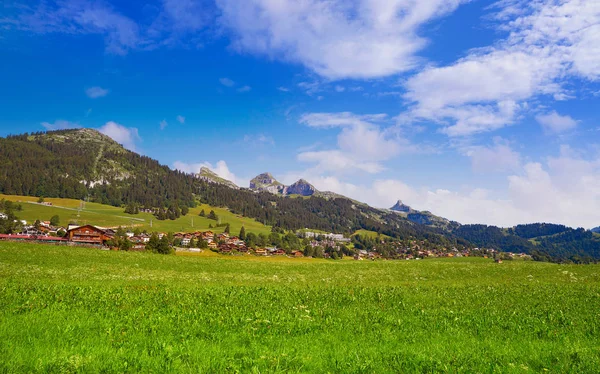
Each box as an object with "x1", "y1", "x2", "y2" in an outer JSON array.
[{"x1": 197, "y1": 167, "x2": 239, "y2": 190}]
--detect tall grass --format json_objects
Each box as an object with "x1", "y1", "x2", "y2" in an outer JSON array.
[{"x1": 1, "y1": 242, "x2": 599, "y2": 372}]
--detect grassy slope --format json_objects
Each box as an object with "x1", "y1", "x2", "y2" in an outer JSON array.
[
  {"x1": 1, "y1": 242, "x2": 600, "y2": 372},
  {"x1": 0, "y1": 194, "x2": 271, "y2": 235},
  {"x1": 353, "y1": 229, "x2": 392, "y2": 239}
]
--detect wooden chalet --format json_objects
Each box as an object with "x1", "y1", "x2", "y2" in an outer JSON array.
[
  {"x1": 254, "y1": 248, "x2": 267, "y2": 255},
  {"x1": 67, "y1": 225, "x2": 114, "y2": 245},
  {"x1": 291, "y1": 250, "x2": 304, "y2": 258}
]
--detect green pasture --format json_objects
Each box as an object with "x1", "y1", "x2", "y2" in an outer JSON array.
[
  {"x1": 0, "y1": 194, "x2": 271, "y2": 235},
  {"x1": 1, "y1": 242, "x2": 599, "y2": 372}
]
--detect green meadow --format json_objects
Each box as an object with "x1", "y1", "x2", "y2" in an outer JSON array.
[
  {"x1": 1, "y1": 242, "x2": 599, "y2": 372},
  {"x1": 0, "y1": 194, "x2": 271, "y2": 235}
]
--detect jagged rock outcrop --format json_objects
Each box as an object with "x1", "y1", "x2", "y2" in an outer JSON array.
[
  {"x1": 592, "y1": 227, "x2": 600, "y2": 233},
  {"x1": 390, "y1": 200, "x2": 412, "y2": 213}
]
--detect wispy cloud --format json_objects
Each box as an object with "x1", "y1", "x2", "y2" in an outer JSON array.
[
  {"x1": 41, "y1": 120, "x2": 81, "y2": 131},
  {"x1": 219, "y1": 77, "x2": 235, "y2": 87},
  {"x1": 2, "y1": 0, "x2": 214, "y2": 54},
  {"x1": 176, "y1": 115, "x2": 185, "y2": 124},
  {"x1": 85, "y1": 86, "x2": 109, "y2": 98},
  {"x1": 237, "y1": 85, "x2": 251, "y2": 93},
  {"x1": 536, "y1": 111, "x2": 578, "y2": 134},
  {"x1": 243, "y1": 134, "x2": 274, "y2": 147},
  {"x1": 159, "y1": 119, "x2": 168, "y2": 130}
]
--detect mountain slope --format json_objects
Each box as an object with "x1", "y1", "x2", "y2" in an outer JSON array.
[
  {"x1": 0, "y1": 129, "x2": 197, "y2": 208},
  {"x1": 197, "y1": 167, "x2": 239, "y2": 189}
]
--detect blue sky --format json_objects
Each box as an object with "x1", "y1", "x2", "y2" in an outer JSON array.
[{"x1": 1, "y1": 0, "x2": 599, "y2": 228}]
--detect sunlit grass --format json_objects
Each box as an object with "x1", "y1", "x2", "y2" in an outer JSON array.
[
  {"x1": 1, "y1": 242, "x2": 599, "y2": 372},
  {"x1": 0, "y1": 194, "x2": 271, "y2": 235}
]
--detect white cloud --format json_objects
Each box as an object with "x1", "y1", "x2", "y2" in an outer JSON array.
[
  {"x1": 297, "y1": 112, "x2": 421, "y2": 174},
  {"x1": 85, "y1": 86, "x2": 109, "y2": 98},
  {"x1": 98, "y1": 121, "x2": 141, "y2": 151},
  {"x1": 535, "y1": 111, "x2": 578, "y2": 134},
  {"x1": 277, "y1": 87, "x2": 290, "y2": 92},
  {"x1": 334, "y1": 85, "x2": 345, "y2": 93},
  {"x1": 463, "y1": 138, "x2": 521, "y2": 173},
  {"x1": 41, "y1": 120, "x2": 81, "y2": 131},
  {"x1": 160, "y1": 119, "x2": 168, "y2": 130},
  {"x1": 401, "y1": 0, "x2": 600, "y2": 136},
  {"x1": 6, "y1": 1, "x2": 143, "y2": 55},
  {"x1": 237, "y1": 85, "x2": 251, "y2": 93},
  {"x1": 173, "y1": 160, "x2": 240, "y2": 185},
  {"x1": 216, "y1": 0, "x2": 468, "y2": 79},
  {"x1": 219, "y1": 77, "x2": 235, "y2": 87},
  {"x1": 176, "y1": 115, "x2": 186, "y2": 124},
  {"x1": 3, "y1": 0, "x2": 214, "y2": 53},
  {"x1": 295, "y1": 148, "x2": 600, "y2": 228}
]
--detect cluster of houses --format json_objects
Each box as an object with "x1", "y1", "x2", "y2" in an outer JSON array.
[
  {"x1": 0, "y1": 222, "x2": 308, "y2": 257},
  {"x1": 355, "y1": 239, "x2": 532, "y2": 261},
  {"x1": 0, "y1": 218, "x2": 531, "y2": 261}
]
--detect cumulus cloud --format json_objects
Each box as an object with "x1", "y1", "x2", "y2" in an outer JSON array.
[
  {"x1": 176, "y1": 115, "x2": 185, "y2": 124},
  {"x1": 85, "y1": 86, "x2": 109, "y2": 98},
  {"x1": 216, "y1": 0, "x2": 468, "y2": 79},
  {"x1": 294, "y1": 148, "x2": 600, "y2": 228},
  {"x1": 400, "y1": 0, "x2": 600, "y2": 136},
  {"x1": 173, "y1": 160, "x2": 240, "y2": 185},
  {"x1": 41, "y1": 120, "x2": 81, "y2": 131},
  {"x1": 297, "y1": 112, "x2": 421, "y2": 174},
  {"x1": 536, "y1": 111, "x2": 578, "y2": 134},
  {"x1": 98, "y1": 121, "x2": 141, "y2": 151}
]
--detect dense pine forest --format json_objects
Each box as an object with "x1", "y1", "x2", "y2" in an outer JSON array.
[
  {"x1": 1, "y1": 129, "x2": 599, "y2": 263},
  {"x1": 0, "y1": 129, "x2": 196, "y2": 208}
]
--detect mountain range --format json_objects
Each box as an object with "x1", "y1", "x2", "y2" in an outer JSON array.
[{"x1": 1, "y1": 128, "x2": 599, "y2": 263}]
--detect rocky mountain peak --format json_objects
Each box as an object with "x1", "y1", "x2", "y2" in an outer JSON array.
[
  {"x1": 390, "y1": 200, "x2": 412, "y2": 213},
  {"x1": 249, "y1": 172, "x2": 284, "y2": 194},
  {"x1": 285, "y1": 179, "x2": 316, "y2": 196}
]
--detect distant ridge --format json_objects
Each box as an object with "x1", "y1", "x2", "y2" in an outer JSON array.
[{"x1": 248, "y1": 172, "x2": 349, "y2": 200}]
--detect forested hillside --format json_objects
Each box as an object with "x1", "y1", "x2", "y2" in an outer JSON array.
[
  {"x1": 0, "y1": 129, "x2": 196, "y2": 208},
  {"x1": 454, "y1": 224, "x2": 600, "y2": 263}
]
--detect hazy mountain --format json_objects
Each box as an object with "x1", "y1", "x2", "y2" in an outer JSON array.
[{"x1": 390, "y1": 200, "x2": 412, "y2": 213}]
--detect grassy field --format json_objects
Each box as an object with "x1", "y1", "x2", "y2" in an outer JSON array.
[
  {"x1": 0, "y1": 194, "x2": 271, "y2": 235},
  {"x1": 1, "y1": 242, "x2": 599, "y2": 372}
]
